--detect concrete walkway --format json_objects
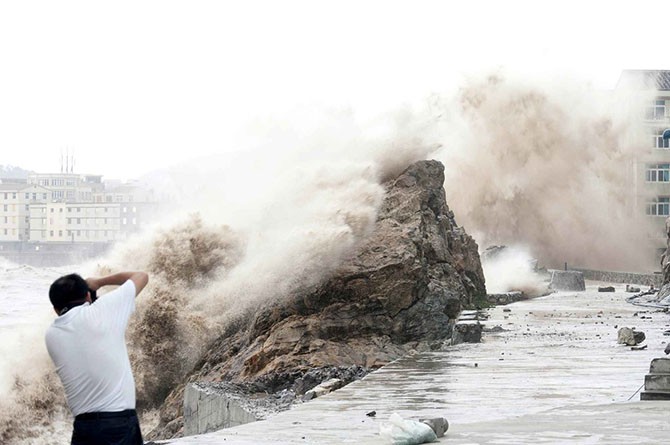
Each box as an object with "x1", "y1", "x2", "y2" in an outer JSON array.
[{"x1": 156, "y1": 284, "x2": 670, "y2": 444}]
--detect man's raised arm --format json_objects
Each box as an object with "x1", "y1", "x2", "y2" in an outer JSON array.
[{"x1": 86, "y1": 271, "x2": 149, "y2": 297}]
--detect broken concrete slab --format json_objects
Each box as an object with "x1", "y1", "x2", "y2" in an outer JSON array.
[
  {"x1": 548, "y1": 270, "x2": 585, "y2": 292},
  {"x1": 452, "y1": 321, "x2": 483, "y2": 345},
  {"x1": 650, "y1": 358, "x2": 670, "y2": 374},
  {"x1": 617, "y1": 327, "x2": 645, "y2": 346},
  {"x1": 303, "y1": 378, "x2": 345, "y2": 400}
]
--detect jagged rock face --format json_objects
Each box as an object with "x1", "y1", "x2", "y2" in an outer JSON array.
[
  {"x1": 210, "y1": 160, "x2": 484, "y2": 380},
  {"x1": 151, "y1": 160, "x2": 485, "y2": 438}
]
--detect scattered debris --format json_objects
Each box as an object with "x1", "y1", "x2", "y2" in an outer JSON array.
[
  {"x1": 626, "y1": 284, "x2": 641, "y2": 293},
  {"x1": 484, "y1": 325, "x2": 505, "y2": 333},
  {"x1": 366, "y1": 411, "x2": 376, "y2": 417},
  {"x1": 631, "y1": 345, "x2": 648, "y2": 351},
  {"x1": 598, "y1": 286, "x2": 615, "y2": 292},
  {"x1": 617, "y1": 327, "x2": 646, "y2": 346},
  {"x1": 303, "y1": 378, "x2": 345, "y2": 400},
  {"x1": 419, "y1": 417, "x2": 449, "y2": 438},
  {"x1": 379, "y1": 413, "x2": 438, "y2": 445}
]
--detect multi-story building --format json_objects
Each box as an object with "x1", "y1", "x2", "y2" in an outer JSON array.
[
  {"x1": 0, "y1": 182, "x2": 52, "y2": 241},
  {"x1": 29, "y1": 202, "x2": 122, "y2": 243},
  {"x1": 618, "y1": 70, "x2": 670, "y2": 254},
  {"x1": 0, "y1": 171, "x2": 161, "y2": 245},
  {"x1": 27, "y1": 172, "x2": 103, "y2": 202}
]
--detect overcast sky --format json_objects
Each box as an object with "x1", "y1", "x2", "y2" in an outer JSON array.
[{"x1": 1, "y1": 0, "x2": 668, "y2": 180}]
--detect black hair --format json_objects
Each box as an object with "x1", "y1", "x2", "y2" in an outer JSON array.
[{"x1": 49, "y1": 273, "x2": 89, "y2": 312}]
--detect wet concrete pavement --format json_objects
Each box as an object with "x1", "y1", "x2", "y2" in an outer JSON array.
[{"x1": 158, "y1": 284, "x2": 670, "y2": 444}]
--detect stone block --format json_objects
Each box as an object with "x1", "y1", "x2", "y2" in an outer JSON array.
[
  {"x1": 548, "y1": 270, "x2": 585, "y2": 291},
  {"x1": 617, "y1": 327, "x2": 645, "y2": 346},
  {"x1": 650, "y1": 358, "x2": 670, "y2": 374},
  {"x1": 645, "y1": 374, "x2": 670, "y2": 391},
  {"x1": 640, "y1": 390, "x2": 670, "y2": 401},
  {"x1": 451, "y1": 321, "x2": 482, "y2": 345}
]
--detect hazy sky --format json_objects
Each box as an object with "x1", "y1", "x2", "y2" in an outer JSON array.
[{"x1": 1, "y1": 0, "x2": 668, "y2": 180}]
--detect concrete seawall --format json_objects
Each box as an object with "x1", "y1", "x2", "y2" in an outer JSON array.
[
  {"x1": 574, "y1": 268, "x2": 663, "y2": 288},
  {"x1": 183, "y1": 384, "x2": 259, "y2": 436}
]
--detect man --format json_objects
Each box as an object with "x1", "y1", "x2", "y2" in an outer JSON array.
[{"x1": 45, "y1": 271, "x2": 149, "y2": 445}]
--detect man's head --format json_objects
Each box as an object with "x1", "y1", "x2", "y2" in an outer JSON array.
[{"x1": 49, "y1": 273, "x2": 90, "y2": 315}]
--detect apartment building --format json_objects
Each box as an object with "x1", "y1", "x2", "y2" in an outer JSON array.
[
  {"x1": 618, "y1": 70, "x2": 670, "y2": 251},
  {"x1": 0, "y1": 171, "x2": 160, "y2": 244},
  {"x1": 0, "y1": 182, "x2": 52, "y2": 241},
  {"x1": 29, "y1": 202, "x2": 121, "y2": 242}
]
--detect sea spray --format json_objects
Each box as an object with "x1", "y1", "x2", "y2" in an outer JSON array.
[
  {"x1": 481, "y1": 245, "x2": 548, "y2": 297},
  {"x1": 437, "y1": 74, "x2": 654, "y2": 271}
]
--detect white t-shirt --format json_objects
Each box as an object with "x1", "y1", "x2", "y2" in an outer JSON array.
[{"x1": 45, "y1": 280, "x2": 137, "y2": 416}]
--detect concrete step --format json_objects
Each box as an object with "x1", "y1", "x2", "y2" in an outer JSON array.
[
  {"x1": 650, "y1": 358, "x2": 670, "y2": 374},
  {"x1": 640, "y1": 390, "x2": 670, "y2": 401},
  {"x1": 644, "y1": 374, "x2": 670, "y2": 391}
]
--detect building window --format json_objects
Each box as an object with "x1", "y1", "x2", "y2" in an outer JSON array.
[
  {"x1": 646, "y1": 100, "x2": 667, "y2": 120},
  {"x1": 25, "y1": 204, "x2": 29, "y2": 211},
  {"x1": 647, "y1": 197, "x2": 670, "y2": 216},
  {"x1": 646, "y1": 164, "x2": 670, "y2": 182},
  {"x1": 12, "y1": 193, "x2": 16, "y2": 199},
  {"x1": 653, "y1": 128, "x2": 670, "y2": 149},
  {"x1": 24, "y1": 193, "x2": 29, "y2": 199},
  {"x1": 50, "y1": 230, "x2": 54, "y2": 237},
  {"x1": 132, "y1": 217, "x2": 137, "y2": 225}
]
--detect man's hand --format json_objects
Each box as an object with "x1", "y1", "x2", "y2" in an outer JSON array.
[{"x1": 84, "y1": 272, "x2": 149, "y2": 297}]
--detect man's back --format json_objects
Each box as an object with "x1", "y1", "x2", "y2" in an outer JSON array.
[{"x1": 45, "y1": 280, "x2": 137, "y2": 416}]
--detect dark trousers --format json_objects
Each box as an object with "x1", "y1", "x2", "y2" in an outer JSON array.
[{"x1": 71, "y1": 409, "x2": 143, "y2": 445}]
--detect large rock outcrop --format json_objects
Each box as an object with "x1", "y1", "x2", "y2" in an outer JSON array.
[{"x1": 151, "y1": 160, "x2": 486, "y2": 438}]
